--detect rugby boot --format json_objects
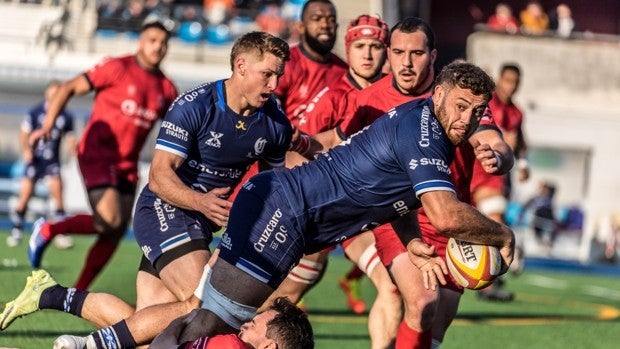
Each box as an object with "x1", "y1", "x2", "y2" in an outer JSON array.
[
  {"x1": 27, "y1": 217, "x2": 52, "y2": 268},
  {"x1": 339, "y1": 277, "x2": 367, "y2": 314},
  {"x1": 0, "y1": 269, "x2": 57, "y2": 330}
]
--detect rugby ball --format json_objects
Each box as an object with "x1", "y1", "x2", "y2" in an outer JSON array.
[{"x1": 446, "y1": 237, "x2": 502, "y2": 290}]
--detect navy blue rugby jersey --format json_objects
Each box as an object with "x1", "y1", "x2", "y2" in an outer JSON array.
[
  {"x1": 24, "y1": 102, "x2": 74, "y2": 162},
  {"x1": 153, "y1": 79, "x2": 292, "y2": 196},
  {"x1": 275, "y1": 96, "x2": 457, "y2": 251}
]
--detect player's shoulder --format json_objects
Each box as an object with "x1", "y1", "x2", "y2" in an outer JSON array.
[
  {"x1": 263, "y1": 97, "x2": 292, "y2": 129},
  {"x1": 168, "y1": 81, "x2": 217, "y2": 114}
]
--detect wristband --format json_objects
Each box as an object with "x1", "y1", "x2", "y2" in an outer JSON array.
[
  {"x1": 289, "y1": 134, "x2": 311, "y2": 154},
  {"x1": 493, "y1": 150, "x2": 503, "y2": 169}
]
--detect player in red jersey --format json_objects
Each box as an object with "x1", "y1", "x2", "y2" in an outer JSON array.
[
  {"x1": 275, "y1": 0, "x2": 347, "y2": 122},
  {"x1": 306, "y1": 19, "x2": 514, "y2": 349},
  {"x1": 155, "y1": 297, "x2": 313, "y2": 349},
  {"x1": 265, "y1": 14, "x2": 401, "y2": 349},
  {"x1": 27, "y1": 21, "x2": 178, "y2": 290},
  {"x1": 471, "y1": 63, "x2": 529, "y2": 301}
]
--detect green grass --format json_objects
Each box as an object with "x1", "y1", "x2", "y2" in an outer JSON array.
[{"x1": 1, "y1": 233, "x2": 620, "y2": 348}]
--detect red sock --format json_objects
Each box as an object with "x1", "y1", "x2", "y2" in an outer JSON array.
[
  {"x1": 395, "y1": 321, "x2": 432, "y2": 349},
  {"x1": 73, "y1": 239, "x2": 119, "y2": 290},
  {"x1": 45, "y1": 214, "x2": 95, "y2": 239},
  {"x1": 345, "y1": 265, "x2": 365, "y2": 281}
]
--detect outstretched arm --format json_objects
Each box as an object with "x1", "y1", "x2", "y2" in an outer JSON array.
[{"x1": 420, "y1": 190, "x2": 515, "y2": 272}]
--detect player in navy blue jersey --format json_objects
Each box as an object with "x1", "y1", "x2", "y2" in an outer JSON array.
[
  {"x1": 7, "y1": 80, "x2": 76, "y2": 248},
  {"x1": 0, "y1": 31, "x2": 292, "y2": 347},
  {"x1": 2, "y1": 62, "x2": 513, "y2": 349}
]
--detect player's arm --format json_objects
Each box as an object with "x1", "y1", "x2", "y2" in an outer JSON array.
[
  {"x1": 469, "y1": 127, "x2": 514, "y2": 175},
  {"x1": 420, "y1": 190, "x2": 515, "y2": 271},
  {"x1": 30, "y1": 75, "x2": 91, "y2": 145},
  {"x1": 148, "y1": 149, "x2": 231, "y2": 227},
  {"x1": 19, "y1": 127, "x2": 33, "y2": 163}
]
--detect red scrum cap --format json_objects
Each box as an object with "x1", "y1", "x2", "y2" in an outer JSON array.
[{"x1": 344, "y1": 15, "x2": 389, "y2": 53}]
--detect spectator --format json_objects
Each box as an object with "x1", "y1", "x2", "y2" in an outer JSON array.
[
  {"x1": 256, "y1": 2, "x2": 287, "y2": 38},
  {"x1": 518, "y1": 181, "x2": 559, "y2": 249},
  {"x1": 486, "y1": 2, "x2": 519, "y2": 34},
  {"x1": 519, "y1": 1, "x2": 549, "y2": 35},
  {"x1": 549, "y1": 3, "x2": 577, "y2": 38}
]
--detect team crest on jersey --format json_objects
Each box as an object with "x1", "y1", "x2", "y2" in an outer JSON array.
[
  {"x1": 205, "y1": 131, "x2": 223, "y2": 148},
  {"x1": 236, "y1": 120, "x2": 247, "y2": 131},
  {"x1": 255, "y1": 138, "x2": 267, "y2": 155}
]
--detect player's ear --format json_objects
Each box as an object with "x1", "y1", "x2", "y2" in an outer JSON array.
[
  {"x1": 264, "y1": 339, "x2": 278, "y2": 349},
  {"x1": 235, "y1": 56, "x2": 247, "y2": 76}
]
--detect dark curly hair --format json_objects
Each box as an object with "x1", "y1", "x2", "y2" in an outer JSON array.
[
  {"x1": 265, "y1": 297, "x2": 314, "y2": 349},
  {"x1": 435, "y1": 62, "x2": 495, "y2": 101}
]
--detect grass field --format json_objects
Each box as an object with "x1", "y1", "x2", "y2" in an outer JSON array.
[{"x1": 1, "y1": 233, "x2": 620, "y2": 348}]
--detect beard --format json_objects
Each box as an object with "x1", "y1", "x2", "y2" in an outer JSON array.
[
  {"x1": 304, "y1": 32, "x2": 336, "y2": 56},
  {"x1": 437, "y1": 100, "x2": 468, "y2": 145}
]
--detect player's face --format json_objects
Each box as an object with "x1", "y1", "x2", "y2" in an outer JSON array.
[
  {"x1": 300, "y1": 2, "x2": 338, "y2": 56},
  {"x1": 137, "y1": 27, "x2": 169, "y2": 70},
  {"x1": 240, "y1": 52, "x2": 285, "y2": 110},
  {"x1": 434, "y1": 84, "x2": 488, "y2": 145},
  {"x1": 388, "y1": 30, "x2": 436, "y2": 95},
  {"x1": 238, "y1": 309, "x2": 277, "y2": 347},
  {"x1": 347, "y1": 38, "x2": 386, "y2": 82},
  {"x1": 496, "y1": 69, "x2": 520, "y2": 101}
]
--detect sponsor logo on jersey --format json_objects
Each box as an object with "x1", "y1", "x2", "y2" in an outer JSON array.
[
  {"x1": 205, "y1": 131, "x2": 223, "y2": 148},
  {"x1": 121, "y1": 99, "x2": 159, "y2": 128},
  {"x1": 419, "y1": 106, "x2": 431, "y2": 147},
  {"x1": 254, "y1": 208, "x2": 288, "y2": 252},
  {"x1": 409, "y1": 158, "x2": 451, "y2": 174},
  {"x1": 187, "y1": 160, "x2": 244, "y2": 179},
  {"x1": 393, "y1": 200, "x2": 410, "y2": 216},
  {"x1": 141, "y1": 245, "x2": 152, "y2": 258},
  {"x1": 161, "y1": 121, "x2": 189, "y2": 141},
  {"x1": 220, "y1": 232, "x2": 232, "y2": 250},
  {"x1": 154, "y1": 198, "x2": 176, "y2": 232}
]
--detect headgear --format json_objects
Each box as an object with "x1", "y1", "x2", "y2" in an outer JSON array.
[{"x1": 344, "y1": 15, "x2": 389, "y2": 53}]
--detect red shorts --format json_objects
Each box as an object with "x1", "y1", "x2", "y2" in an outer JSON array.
[
  {"x1": 78, "y1": 155, "x2": 138, "y2": 191},
  {"x1": 374, "y1": 218, "x2": 464, "y2": 294}
]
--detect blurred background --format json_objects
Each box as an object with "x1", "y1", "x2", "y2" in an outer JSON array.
[{"x1": 1, "y1": 0, "x2": 620, "y2": 267}]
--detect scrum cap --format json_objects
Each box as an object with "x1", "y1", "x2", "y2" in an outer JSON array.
[{"x1": 344, "y1": 15, "x2": 389, "y2": 53}]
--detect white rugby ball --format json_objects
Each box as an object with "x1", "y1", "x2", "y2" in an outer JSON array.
[{"x1": 446, "y1": 237, "x2": 502, "y2": 290}]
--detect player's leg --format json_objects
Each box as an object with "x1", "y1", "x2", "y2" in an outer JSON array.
[
  {"x1": 390, "y1": 252, "x2": 438, "y2": 349},
  {"x1": 339, "y1": 264, "x2": 367, "y2": 313},
  {"x1": 45, "y1": 174, "x2": 74, "y2": 249},
  {"x1": 343, "y1": 231, "x2": 401, "y2": 349},
  {"x1": 8, "y1": 176, "x2": 35, "y2": 247},
  {"x1": 430, "y1": 288, "x2": 462, "y2": 348},
  {"x1": 72, "y1": 186, "x2": 135, "y2": 289},
  {"x1": 0, "y1": 269, "x2": 134, "y2": 330}
]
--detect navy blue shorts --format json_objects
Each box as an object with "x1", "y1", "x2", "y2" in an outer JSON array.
[
  {"x1": 217, "y1": 171, "x2": 306, "y2": 289},
  {"x1": 24, "y1": 160, "x2": 60, "y2": 181},
  {"x1": 133, "y1": 190, "x2": 218, "y2": 266}
]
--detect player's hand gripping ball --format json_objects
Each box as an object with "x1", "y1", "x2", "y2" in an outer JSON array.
[{"x1": 446, "y1": 237, "x2": 501, "y2": 290}]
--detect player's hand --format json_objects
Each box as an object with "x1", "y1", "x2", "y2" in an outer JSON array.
[
  {"x1": 499, "y1": 243, "x2": 515, "y2": 275},
  {"x1": 28, "y1": 128, "x2": 46, "y2": 147},
  {"x1": 407, "y1": 238, "x2": 448, "y2": 290},
  {"x1": 196, "y1": 187, "x2": 232, "y2": 227},
  {"x1": 474, "y1": 143, "x2": 500, "y2": 174}
]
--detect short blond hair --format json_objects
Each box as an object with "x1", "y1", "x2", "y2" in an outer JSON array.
[{"x1": 229, "y1": 31, "x2": 290, "y2": 70}]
